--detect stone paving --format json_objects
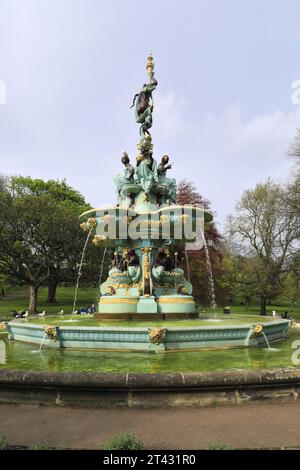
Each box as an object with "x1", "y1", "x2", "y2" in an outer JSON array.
[{"x1": 0, "y1": 401, "x2": 300, "y2": 449}]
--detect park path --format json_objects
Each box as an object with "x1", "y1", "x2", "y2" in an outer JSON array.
[{"x1": 0, "y1": 401, "x2": 300, "y2": 449}]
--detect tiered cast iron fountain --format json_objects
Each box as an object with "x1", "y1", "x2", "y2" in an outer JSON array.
[{"x1": 6, "y1": 55, "x2": 292, "y2": 352}]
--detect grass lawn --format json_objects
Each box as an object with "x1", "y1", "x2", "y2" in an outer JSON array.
[
  {"x1": 209, "y1": 304, "x2": 300, "y2": 318},
  {"x1": 0, "y1": 286, "x2": 299, "y2": 320},
  {"x1": 0, "y1": 286, "x2": 98, "y2": 320}
]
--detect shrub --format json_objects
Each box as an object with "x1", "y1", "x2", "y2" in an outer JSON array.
[
  {"x1": 208, "y1": 440, "x2": 231, "y2": 450},
  {"x1": 0, "y1": 436, "x2": 10, "y2": 450},
  {"x1": 100, "y1": 432, "x2": 144, "y2": 450},
  {"x1": 29, "y1": 443, "x2": 52, "y2": 450}
]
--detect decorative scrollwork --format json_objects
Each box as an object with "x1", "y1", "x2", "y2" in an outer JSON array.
[{"x1": 104, "y1": 286, "x2": 116, "y2": 295}]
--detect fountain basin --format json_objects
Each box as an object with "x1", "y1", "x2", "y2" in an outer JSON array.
[{"x1": 6, "y1": 319, "x2": 291, "y2": 352}]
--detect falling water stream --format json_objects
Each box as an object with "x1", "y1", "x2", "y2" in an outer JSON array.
[
  {"x1": 72, "y1": 228, "x2": 93, "y2": 314},
  {"x1": 31, "y1": 332, "x2": 46, "y2": 354},
  {"x1": 174, "y1": 251, "x2": 178, "y2": 291},
  {"x1": 184, "y1": 249, "x2": 190, "y2": 282},
  {"x1": 98, "y1": 247, "x2": 107, "y2": 292},
  {"x1": 199, "y1": 229, "x2": 217, "y2": 310},
  {"x1": 38, "y1": 333, "x2": 46, "y2": 352},
  {"x1": 261, "y1": 331, "x2": 271, "y2": 349}
]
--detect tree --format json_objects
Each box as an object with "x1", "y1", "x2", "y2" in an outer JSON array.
[
  {"x1": 10, "y1": 177, "x2": 90, "y2": 303},
  {"x1": 286, "y1": 129, "x2": 300, "y2": 217},
  {"x1": 0, "y1": 174, "x2": 8, "y2": 193},
  {"x1": 226, "y1": 179, "x2": 300, "y2": 315},
  {"x1": 176, "y1": 180, "x2": 226, "y2": 306},
  {"x1": 288, "y1": 128, "x2": 300, "y2": 161},
  {"x1": 0, "y1": 176, "x2": 108, "y2": 311},
  {"x1": 0, "y1": 192, "x2": 65, "y2": 312}
]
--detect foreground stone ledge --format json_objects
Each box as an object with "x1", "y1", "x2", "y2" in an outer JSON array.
[
  {"x1": 1, "y1": 368, "x2": 300, "y2": 408},
  {"x1": 0, "y1": 368, "x2": 300, "y2": 390}
]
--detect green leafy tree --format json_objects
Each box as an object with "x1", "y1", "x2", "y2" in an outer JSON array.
[
  {"x1": 0, "y1": 174, "x2": 8, "y2": 193},
  {"x1": 9, "y1": 177, "x2": 91, "y2": 304},
  {"x1": 227, "y1": 180, "x2": 299, "y2": 315},
  {"x1": 0, "y1": 177, "x2": 106, "y2": 312},
  {"x1": 0, "y1": 192, "x2": 64, "y2": 312}
]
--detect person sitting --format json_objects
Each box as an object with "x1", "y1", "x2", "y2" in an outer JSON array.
[
  {"x1": 16, "y1": 310, "x2": 26, "y2": 318},
  {"x1": 79, "y1": 307, "x2": 86, "y2": 314},
  {"x1": 223, "y1": 306, "x2": 231, "y2": 315},
  {"x1": 10, "y1": 310, "x2": 19, "y2": 318}
]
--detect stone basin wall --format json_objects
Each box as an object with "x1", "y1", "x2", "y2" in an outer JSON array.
[{"x1": 6, "y1": 319, "x2": 291, "y2": 351}]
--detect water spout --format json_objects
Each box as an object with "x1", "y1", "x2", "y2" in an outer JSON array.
[
  {"x1": 200, "y1": 229, "x2": 216, "y2": 310},
  {"x1": 261, "y1": 331, "x2": 270, "y2": 349},
  {"x1": 184, "y1": 249, "x2": 190, "y2": 282},
  {"x1": 174, "y1": 251, "x2": 178, "y2": 291},
  {"x1": 99, "y1": 247, "x2": 107, "y2": 289},
  {"x1": 72, "y1": 228, "x2": 93, "y2": 314},
  {"x1": 31, "y1": 332, "x2": 46, "y2": 354},
  {"x1": 38, "y1": 332, "x2": 46, "y2": 352}
]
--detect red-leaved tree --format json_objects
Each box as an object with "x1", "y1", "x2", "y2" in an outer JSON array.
[{"x1": 176, "y1": 180, "x2": 227, "y2": 306}]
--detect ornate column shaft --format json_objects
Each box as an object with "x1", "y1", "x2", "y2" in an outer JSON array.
[{"x1": 141, "y1": 247, "x2": 152, "y2": 296}]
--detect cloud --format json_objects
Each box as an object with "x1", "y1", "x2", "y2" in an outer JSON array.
[
  {"x1": 201, "y1": 105, "x2": 300, "y2": 225},
  {"x1": 154, "y1": 90, "x2": 195, "y2": 141},
  {"x1": 150, "y1": 89, "x2": 300, "y2": 227}
]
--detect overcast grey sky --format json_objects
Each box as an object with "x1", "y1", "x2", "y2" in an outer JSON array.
[{"x1": 1, "y1": 0, "x2": 300, "y2": 230}]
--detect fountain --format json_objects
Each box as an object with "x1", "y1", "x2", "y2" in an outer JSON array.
[
  {"x1": 6, "y1": 55, "x2": 293, "y2": 352},
  {"x1": 72, "y1": 227, "x2": 94, "y2": 314}
]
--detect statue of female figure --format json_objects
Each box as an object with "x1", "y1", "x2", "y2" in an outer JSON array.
[
  {"x1": 135, "y1": 153, "x2": 158, "y2": 195},
  {"x1": 134, "y1": 139, "x2": 158, "y2": 195},
  {"x1": 131, "y1": 78, "x2": 158, "y2": 139}
]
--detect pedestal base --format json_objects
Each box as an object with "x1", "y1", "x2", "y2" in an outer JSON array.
[
  {"x1": 98, "y1": 297, "x2": 139, "y2": 314},
  {"x1": 137, "y1": 296, "x2": 158, "y2": 313},
  {"x1": 157, "y1": 295, "x2": 195, "y2": 314},
  {"x1": 97, "y1": 295, "x2": 196, "y2": 317},
  {"x1": 94, "y1": 312, "x2": 199, "y2": 321}
]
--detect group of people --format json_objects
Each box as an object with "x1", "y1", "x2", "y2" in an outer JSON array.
[
  {"x1": 272, "y1": 310, "x2": 293, "y2": 319},
  {"x1": 223, "y1": 306, "x2": 231, "y2": 315},
  {"x1": 10, "y1": 310, "x2": 28, "y2": 318},
  {"x1": 222, "y1": 307, "x2": 295, "y2": 318},
  {"x1": 73, "y1": 304, "x2": 96, "y2": 315}
]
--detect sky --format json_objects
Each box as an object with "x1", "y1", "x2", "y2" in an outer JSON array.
[{"x1": 1, "y1": 0, "x2": 300, "y2": 230}]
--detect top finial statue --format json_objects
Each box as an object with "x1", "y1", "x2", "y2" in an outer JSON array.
[
  {"x1": 131, "y1": 53, "x2": 158, "y2": 141},
  {"x1": 146, "y1": 52, "x2": 154, "y2": 81}
]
